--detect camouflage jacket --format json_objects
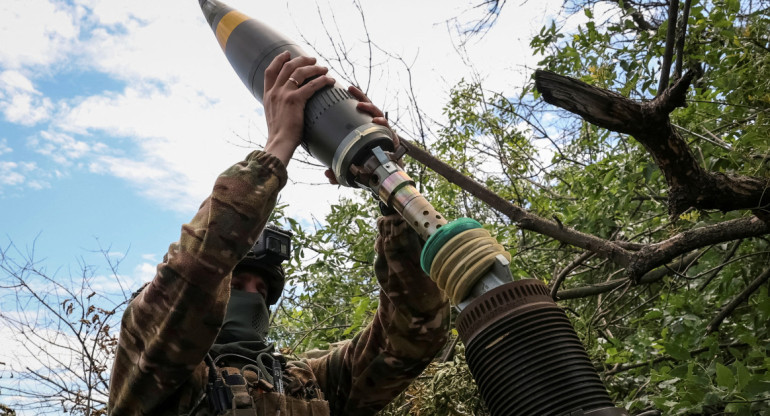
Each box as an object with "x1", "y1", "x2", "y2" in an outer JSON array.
[{"x1": 107, "y1": 151, "x2": 450, "y2": 416}]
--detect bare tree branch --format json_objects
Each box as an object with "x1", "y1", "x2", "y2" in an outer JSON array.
[
  {"x1": 674, "y1": 0, "x2": 693, "y2": 79},
  {"x1": 658, "y1": 0, "x2": 680, "y2": 93},
  {"x1": 550, "y1": 251, "x2": 596, "y2": 299},
  {"x1": 628, "y1": 216, "x2": 770, "y2": 279},
  {"x1": 0, "y1": 241, "x2": 123, "y2": 415},
  {"x1": 401, "y1": 137, "x2": 635, "y2": 265},
  {"x1": 707, "y1": 266, "x2": 770, "y2": 333},
  {"x1": 556, "y1": 250, "x2": 701, "y2": 300},
  {"x1": 698, "y1": 239, "x2": 743, "y2": 291},
  {"x1": 613, "y1": 0, "x2": 658, "y2": 31}
]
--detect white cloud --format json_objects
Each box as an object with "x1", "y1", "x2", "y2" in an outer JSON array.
[
  {"x1": 0, "y1": 0, "x2": 78, "y2": 69},
  {"x1": 88, "y1": 155, "x2": 169, "y2": 181},
  {"x1": 141, "y1": 253, "x2": 158, "y2": 261},
  {"x1": 0, "y1": 70, "x2": 53, "y2": 125},
  {"x1": 48, "y1": 72, "x2": 355, "y2": 216},
  {"x1": 0, "y1": 161, "x2": 46, "y2": 191},
  {"x1": 134, "y1": 261, "x2": 157, "y2": 284},
  {"x1": 85, "y1": 261, "x2": 157, "y2": 294},
  {"x1": 30, "y1": 130, "x2": 93, "y2": 164},
  {"x1": 0, "y1": 161, "x2": 26, "y2": 186},
  {"x1": 0, "y1": 70, "x2": 37, "y2": 93},
  {"x1": 0, "y1": 92, "x2": 53, "y2": 125},
  {"x1": 0, "y1": 138, "x2": 11, "y2": 155},
  {"x1": 81, "y1": 6, "x2": 233, "y2": 86},
  {"x1": 75, "y1": 0, "x2": 189, "y2": 27},
  {"x1": 560, "y1": 1, "x2": 620, "y2": 38},
  {"x1": 55, "y1": 81, "x2": 257, "y2": 210}
]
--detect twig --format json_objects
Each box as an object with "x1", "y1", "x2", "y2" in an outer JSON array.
[
  {"x1": 674, "y1": 0, "x2": 693, "y2": 79},
  {"x1": 550, "y1": 251, "x2": 596, "y2": 299},
  {"x1": 658, "y1": 0, "x2": 680, "y2": 94},
  {"x1": 672, "y1": 123, "x2": 732, "y2": 150},
  {"x1": 604, "y1": 341, "x2": 753, "y2": 375},
  {"x1": 707, "y1": 266, "x2": 770, "y2": 333},
  {"x1": 614, "y1": 0, "x2": 657, "y2": 31},
  {"x1": 288, "y1": 310, "x2": 348, "y2": 354},
  {"x1": 439, "y1": 335, "x2": 460, "y2": 363},
  {"x1": 698, "y1": 239, "x2": 743, "y2": 291},
  {"x1": 557, "y1": 250, "x2": 701, "y2": 300}
]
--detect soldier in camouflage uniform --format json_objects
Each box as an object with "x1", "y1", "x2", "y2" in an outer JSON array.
[{"x1": 108, "y1": 52, "x2": 450, "y2": 416}]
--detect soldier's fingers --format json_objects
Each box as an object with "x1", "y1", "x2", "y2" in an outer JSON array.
[
  {"x1": 372, "y1": 117, "x2": 390, "y2": 128},
  {"x1": 372, "y1": 117, "x2": 399, "y2": 148},
  {"x1": 296, "y1": 75, "x2": 336, "y2": 101},
  {"x1": 356, "y1": 101, "x2": 385, "y2": 119},
  {"x1": 275, "y1": 56, "x2": 316, "y2": 87},
  {"x1": 372, "y1": 116, "x2": 390, "y2": 129},
  {"x1": 264, "y1": 51, "x2": 291, "y2": 92},
  {"x1": 287, "y1": 65, "x2": 329, "y2": 88},
  {"x1": 348, "y1": 85, "x2": 371, "y2": 103},
  {"x1": 349, "y1": 86, "x2": 385, "y2": 119},
  {"x1": 324, "y1": 169, "x2": 339, "y2": 185}
]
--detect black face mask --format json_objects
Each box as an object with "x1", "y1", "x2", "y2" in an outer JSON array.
[{"x1": 214, "y1": 289, "x2": 270, "y2": 344}]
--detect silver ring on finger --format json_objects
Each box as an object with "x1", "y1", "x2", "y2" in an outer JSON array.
[{"x1": 288, "y1": 77, "x2": 300, "y2": 88}]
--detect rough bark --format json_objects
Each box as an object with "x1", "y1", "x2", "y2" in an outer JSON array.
[
  {"x1": 556, "y1": 250, "x2": 701, "y2": 300},
  {"x1": 627, "y1": 215, "x2": 770, "y2": 280},
  {"x1": 534, "y1": 69, "x2": 770, "y2": 219}
]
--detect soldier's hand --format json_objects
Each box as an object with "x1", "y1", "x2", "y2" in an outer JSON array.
[
  {"x1": 323, "y1": 86, "x2": 399, "y2": 185},
  {"x1": 263, "y1": 52, "x2": 335, "y2": 167}
]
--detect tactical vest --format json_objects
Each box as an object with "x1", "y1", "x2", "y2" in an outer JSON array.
[{"x1": 188, "y1": 352, "x2": 331, "y2": 416}]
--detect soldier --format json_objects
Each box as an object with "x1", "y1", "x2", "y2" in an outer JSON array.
[{"x1": 107, "y1": 52, "x2": 450, "y2": 415}]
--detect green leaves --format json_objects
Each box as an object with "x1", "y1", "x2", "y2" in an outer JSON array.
[
  {"x1": 664, "y1": 342, "x2": 692, "y2": 362},
  {"x1": 270, "y1": 197, "x2": 381, "y2": 352},
  {"x1": 379, "y1": 342, "x2": 489, "y2": 416},
  {"x1": 715, "y1": 362, "x2": 734, "y2": 390},
  {"x1": 521, "y1": 1, "x2": 770, "y2": 414},
  {"x1": 734, "y1": 360, "x2": 751, "y2": 391},
  {"x1": 272, "y1": 1, "x2": 770, "y2": 414}
]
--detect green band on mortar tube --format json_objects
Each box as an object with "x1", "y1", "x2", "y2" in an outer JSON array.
[{"x1": 420, "y1": 218, "x2": 482, "y2": 275}]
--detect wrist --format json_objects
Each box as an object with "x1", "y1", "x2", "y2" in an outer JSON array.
[{"x1": 264, "y1": 137, "x2": 297, "y2": 167}]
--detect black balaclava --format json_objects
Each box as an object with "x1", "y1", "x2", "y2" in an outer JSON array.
[{"x1": 214, "y1": 289, "x2": 270, "y2": 344}]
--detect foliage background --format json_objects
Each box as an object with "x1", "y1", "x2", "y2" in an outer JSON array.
[{"x1": 272, "y1": 1, "x2": 770, "y2": 415}]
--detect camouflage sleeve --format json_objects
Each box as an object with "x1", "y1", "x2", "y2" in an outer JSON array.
[
  {"x1": 306, "y1": 215, "x2": 451, "y2": 416},
  {"x1": 108, "y1": 151, "x2": 287, "y2": 416}
]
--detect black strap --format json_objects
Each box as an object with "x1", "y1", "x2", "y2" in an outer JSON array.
[{"x1": 204, "y1": 353, "x2": 233, "y2": 414}]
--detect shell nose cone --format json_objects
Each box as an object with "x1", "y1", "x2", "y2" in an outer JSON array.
[{"x1": 199, "y1": 0, "x2": 230, "y2": 28}]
